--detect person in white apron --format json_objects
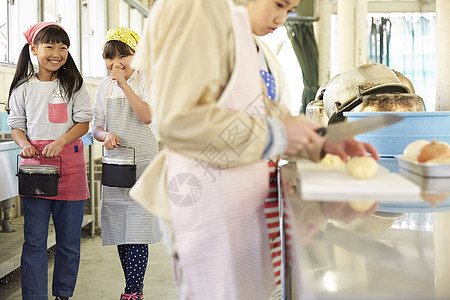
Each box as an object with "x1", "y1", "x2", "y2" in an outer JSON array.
[
  {"x1": 92, "y1": 27, "x2": 161, "y2": 300},
  {"x1": 247, "y1": 1, "x2": 380, "y2": 297},
  {"x1": 246, "y1": 1, "x2": 300, "y2": 294},
  {"x1": 129, "y1": 0, "x2": 379, "y2": 299}
]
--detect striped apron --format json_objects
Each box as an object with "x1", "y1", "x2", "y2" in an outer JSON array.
[
  {"x1": 164, "y1": 5, "x2": 275, "y2": 299},
  {"x1": 259, "y1": 53, "x2": 283, "y2": 295},
  {"x1": 101, "y1": 73, "x2": 161, "y2": 246}
]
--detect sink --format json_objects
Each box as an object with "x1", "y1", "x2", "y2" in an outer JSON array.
[
  {"x1": 0, "y1": 141, "x2": 20, "y2": 202},
  {"x1": 0, "y1": 140, "x2": 18, "y2": 151}
]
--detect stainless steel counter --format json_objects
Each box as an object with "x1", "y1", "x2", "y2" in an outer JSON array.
[
  {"x1": 280, "y1": 161, "x2": 450, "y2": 300},
  {"x1": 0, "y1": 141, "x2": 20, "y2": 202}
]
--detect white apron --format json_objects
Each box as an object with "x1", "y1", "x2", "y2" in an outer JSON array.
[
  {"x1": 101, "y1": 73, "x2": 161, "y2": 245},
  {"x1": 164, "y1": 5, "x2": 275, "y2": 299}
]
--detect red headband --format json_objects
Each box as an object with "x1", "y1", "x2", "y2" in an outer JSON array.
[{"x1": 23, "y1": 22, "x2": 66, "y2": 44}]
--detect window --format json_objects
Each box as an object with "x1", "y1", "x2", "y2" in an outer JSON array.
[
  {"x1": 130, "y1": 7, "x2": 144, "y2": 37},
  {"x1": 119, "y1": 0, "x2": 147, "y2": 37},
  {"x1": 0, "y1": 0, "x2": 109, "y2": 78},
  {"x1": 1, "y1": 0, "x2": 80, "y2": 68},
  {"x1": 42, "y1": 0, "x2": 57, "y2": 21},
  {"x1": 0, "y1": 1, "x2": 8, "y2": 62},
  {"x1": 119, "y1": 0, "x2": 130, "y2": 28},
  {"x1": 330, "y1": 12, "x2": 437, "y2": 111},
  {"x1": 0, "y1": 0, "x2": 39, "y2": 65},
  {"x1": 81, "y1": 0, "x2": 107, "y2": 78},
  {"x1": 79, "y1": 0, "x2": 149, "y2": 78},
  {"x1": 368, "y1": 13, "x2": 436, "y2": 111},
  {"x1": 48, "y1": 0, "x2": 81, "y2": 71}
]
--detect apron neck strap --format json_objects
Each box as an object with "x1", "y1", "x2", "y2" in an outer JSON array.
[{"x1": 104, "y1": 71, "x2": 140, "y2": 131}]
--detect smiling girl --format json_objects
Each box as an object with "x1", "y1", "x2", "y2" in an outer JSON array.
[
  {"x1": 92, "y1": 27, "x2": 160, "y2": 300},
  {"x1": 8, "y1": 22, "x2": 93, "y2": 300}
]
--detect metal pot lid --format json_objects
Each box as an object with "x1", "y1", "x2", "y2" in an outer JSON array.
[
  {"x1": 392, "y1": 69, "x2": 415, "y2": 94},
  {"x1": 19, "y1": 164, "x2": 59, "y2": 175},
  {"x1": 102, "y1": 155, "x2": 135, "y2": 165},
  {"x1": 322, "y1": 63, "x2": 411, "y2": 118}
]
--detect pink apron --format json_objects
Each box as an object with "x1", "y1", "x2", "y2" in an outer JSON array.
[
  {"x1": 20, "y1": 139, "x2": 90, "y2": 201},
  {"x1": 165, "y1": 5, "x2": 274, "y2": 299}
]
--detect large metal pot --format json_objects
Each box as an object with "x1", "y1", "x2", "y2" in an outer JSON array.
[
  {"x1": 354, "y1": 93, "x2": 425, "y2": 112},
  {"x1": 328, "y1": 91, "x2": 425, "y2": 124},
  {"x1": 323, "y1": 63, "x2": 411, "y2": 119},
  {"x1": 17, "y1": 164, "x2": 60, "y2": 196},
  {"x1": 392, "y1": 69, "x2": 415, "y2": 94},
  {"x1": 314, "y1": 77, "x2": 334, "y2": 103},
  {"x1": 305, "y1": 100, "x2": 328, "y2": 127},
  {"x1": 307, "y1": 80, "x2": 332, "y2": 126},
  {"x1": 101, "y1": 146, "x2": 136, "y2": 188}
]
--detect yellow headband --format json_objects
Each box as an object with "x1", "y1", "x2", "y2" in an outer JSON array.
[{"x1": 104, "y1": 27, "x2": 140, "y2": 51}]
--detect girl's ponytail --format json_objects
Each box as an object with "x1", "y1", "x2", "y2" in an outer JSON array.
[
  {"x1": 58, "y1": 52, "x2": 83, "y2": 101},
  {"x1": 8, "y1": 44, "x2": 35, "y2": 102}
]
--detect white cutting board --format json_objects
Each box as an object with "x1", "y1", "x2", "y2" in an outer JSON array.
[{"x1": 296, "y1": 159, "x2": 421, "y2": 202}]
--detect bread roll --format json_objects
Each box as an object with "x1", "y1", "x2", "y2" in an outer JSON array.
[
  {"x1": 417, "y1": 140, "x2": 450, "y2": 163},
  {"x1": 321, "y1": 153, "x2": 346, "y2": 168},
  {"x1": 403, "y1": 140, "x2": 430, "y2": 161},
  {"x1": 346, "y1": 156, "x2": 378, "y2": 180}
]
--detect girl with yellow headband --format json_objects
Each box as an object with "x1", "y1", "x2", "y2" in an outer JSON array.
[{"x1": 92, "y1": 27, "x2": 161, "y2": 300}]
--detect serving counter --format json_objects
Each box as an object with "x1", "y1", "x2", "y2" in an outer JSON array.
[
  {"x1": 0, "y1": 141, "x2": 20, "y2": 203},
  {"x1": 279, "y1": 161, "x2": 450, "y2": 300}
]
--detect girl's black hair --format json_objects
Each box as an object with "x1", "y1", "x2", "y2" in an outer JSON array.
[
  {"x1": 102, "y1": 40, "x2": 135, "y2": 59},
  {"x1": 8, "y1": 25, "x2": 83, "y2": 106}
]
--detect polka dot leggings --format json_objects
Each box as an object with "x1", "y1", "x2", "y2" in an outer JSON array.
[{"x1": 117, "y1": 244, "x2": 149, "y2": 295}]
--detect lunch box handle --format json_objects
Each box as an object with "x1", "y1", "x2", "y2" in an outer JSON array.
[
  {"x1": 102, "y1": 145, "x2": 136, "y2": 164},
  {"x1": 16, "y1": 154, "x2": 62, "y2": 178}
]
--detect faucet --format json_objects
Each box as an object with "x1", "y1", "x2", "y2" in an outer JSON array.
[{"x1": 0, "y1": 101, "x2": 10, "y2": 114}]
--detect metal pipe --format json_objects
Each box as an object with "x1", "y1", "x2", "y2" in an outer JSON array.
[
  {"x1": 0, "y1": 102, "x2": 10, "y2": 113},
  {"x1": 1, "y1": 198, "x2": 15, "y2": 233}
]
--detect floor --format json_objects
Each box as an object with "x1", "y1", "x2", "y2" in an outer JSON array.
[{"x1": 0, "y1": 234, "x2": 179, "y2": 299}]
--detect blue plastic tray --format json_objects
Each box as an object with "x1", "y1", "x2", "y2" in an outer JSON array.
[{"x1": 344, "y1": 112, "x2": 450, "y2": 157}]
